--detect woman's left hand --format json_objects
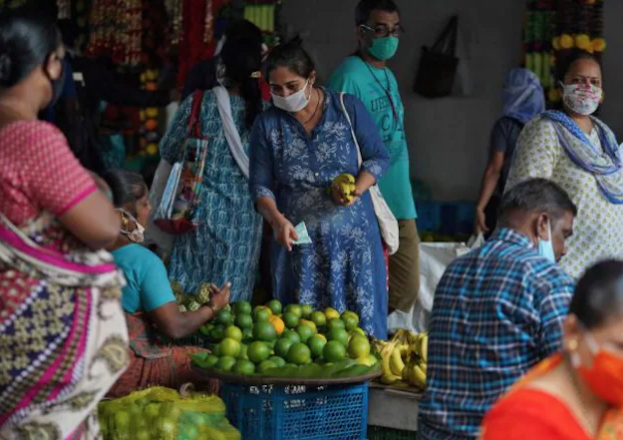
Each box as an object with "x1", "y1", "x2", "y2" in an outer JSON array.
[{"x1": 331, "y1": 183, "x2": 361, "y2": 207}]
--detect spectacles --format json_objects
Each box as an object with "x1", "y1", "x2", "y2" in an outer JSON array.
[{"x1": 360, "y1": 24, "x2": 405, "y2": 38}]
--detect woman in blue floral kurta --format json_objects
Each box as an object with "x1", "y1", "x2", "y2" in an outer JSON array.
[
  {"x1": 250, "y1": 42, "x2": 390, "y2": 338},
  {"x1": 159, "y1": 38, "x2": 264, "y2": 302}
]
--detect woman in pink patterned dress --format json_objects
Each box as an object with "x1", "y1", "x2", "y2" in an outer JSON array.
[{"x1": 0, "y1": 8, "x2": 129, "y2": 440}]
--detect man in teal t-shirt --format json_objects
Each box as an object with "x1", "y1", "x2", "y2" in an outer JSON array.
[{"x1": 329, "y1": 0, "x2": 419, "y2": 313}]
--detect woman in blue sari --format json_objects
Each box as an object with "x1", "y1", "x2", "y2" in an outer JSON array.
[
  {"x1": 250, "y1": 41, "x2": 390, "y2": 338},
  {"x1": 159, "y1": 32, "x2": 264, "y2": 302}
]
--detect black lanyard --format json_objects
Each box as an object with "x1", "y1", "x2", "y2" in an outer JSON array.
[{"x1": 364, "y1": 61, "x2": 398, "y2": 122}]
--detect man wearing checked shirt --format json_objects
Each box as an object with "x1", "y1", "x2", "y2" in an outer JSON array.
[{"x1": 418, "y1": 178, "x2": 577, "y2": 440}]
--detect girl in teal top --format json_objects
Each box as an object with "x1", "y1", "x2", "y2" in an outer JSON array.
[{"x1": 102, "y1": 169, "x2": 230, "y2": 397}]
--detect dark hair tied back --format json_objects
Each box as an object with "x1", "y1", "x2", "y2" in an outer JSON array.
[
  {"x1": 265, "y1": 36, "x2": 315, "y2": 80},
  {"x1": 0, "y1": 52, "x2": 12, "y2": 83}
]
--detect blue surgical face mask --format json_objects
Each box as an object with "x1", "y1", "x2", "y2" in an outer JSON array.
[{"x1": 537, "y1": 220, "x2": 556, "y2": 263}]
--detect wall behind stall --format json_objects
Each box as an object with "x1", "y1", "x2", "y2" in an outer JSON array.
[{"x1": 281, "y1": 0, "x2": 623, "y2": 201}]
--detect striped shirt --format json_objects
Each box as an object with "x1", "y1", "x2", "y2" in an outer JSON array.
[{"x1": 417, "y1": 228, "x2": 574, "y2": 440}]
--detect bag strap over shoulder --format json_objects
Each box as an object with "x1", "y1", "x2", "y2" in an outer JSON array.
[
  {"x1": 188, "y1": 89, "x2": 204, "y2": 138},
  {"x1": 339, "y1": 92, "x2": 363, "y2": 168}
]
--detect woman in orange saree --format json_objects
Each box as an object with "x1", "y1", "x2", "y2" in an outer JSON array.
[{"x1": 480, "y1": 260, "x2": 623, "y2": 440}]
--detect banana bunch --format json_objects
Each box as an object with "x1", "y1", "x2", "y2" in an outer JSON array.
[
  {"x1": 331, "y1": 174, "x2": 357, "y2": 203},
  {"x1": 373, "y1": 329, "x2": 429, "y2": 390},
  {"x1": 173, "y1": 282, "x2": 212, "y2": 313}
]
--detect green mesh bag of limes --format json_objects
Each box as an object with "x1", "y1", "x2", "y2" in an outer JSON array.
[{"x1": 98, "y1": 386, "x2": 240, "y2": 440}]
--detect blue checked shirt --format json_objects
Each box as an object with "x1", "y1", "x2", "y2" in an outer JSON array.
[{"x1": 417, "y1": 228, "x2": 574, "y2": 440}]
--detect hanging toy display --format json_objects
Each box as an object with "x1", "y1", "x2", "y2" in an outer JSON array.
[
  {"x1": 522, "y1": 0, "x2": 556, "y2": 103},
  {"x1": 243, "y1": 0, "x2": 281, "y2": 48},
  {"x1": 549, "y1": 0, "x2": 605, "y2": 103},
  {"x1": 139, "y1": 69, "x2": 161, "y2": 157}
]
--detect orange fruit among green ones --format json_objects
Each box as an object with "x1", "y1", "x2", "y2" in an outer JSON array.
[
  {"x1": 266, "y1": 299, "x2": 283, "y2": 315},
  {"x1": 275, "y1": 338, "x2": 294, "y2": 358},
  {"x1": 233, "y1": 301, "x2": 252, "y2": 316},
  {"x1": 301, "y1": 304, "x2": 313, "y2": 318},
  {"x1": 258, "y1": 360, "x2": 278, "y2": 374},
  {"x1": 326, "y1": 318, "x2": 346, "y2": 331},
  {"x1": 235, "y1": 313, "x2": 253, "y2": 329},
  {"x1": 233, "y1": 359, "x2": 256, "y2": 375},
  {"x1": 355, "y1": 353, "x2": 378, "y2": 367},
  {"x1": 283, "y1": 312, "x2": 300, "y2": 329},
  {"x1": 269, "y1": 356, "x2": 286, "y2": 367},
  {"x1": 216, "y1": 309, "x2": 233, "y2": 326},
  {"x1": 269, "y1": 315, "x2": 285, "y2": 335},
  {"x1": 310, "y1": 311, "x2": 327, "y2": 328},
  {"x1": 284, "y1": 304, "x2": 303, "y2": 318},
  {"x1": 308, "y1": 335, "x2": 327, "y2": 358},
  {"x1": 253, "y1": 321, "x2": 277, "y2": 342},
  {"x1": 219, "y1": 338, "x2": 241, "y2": 358},
  {"x1": 324, "y1": 307, "x2": 340, "y2": 320},
  {"x1": 296, "y1": 324, "x2": 315, "y2": 343},
  {"x1": 287, "y1": 343, "x2": 312, "y2": 365},
  {"x1": 327, "y1": 328, "x2": 350, "y2": 346},
  {"x1": 247, "y1": 341, "x2": 271, "y2": 364},
  {"x1": 347, "y1": 335, "x2": 371, "y2": 359},
  {"x1": 224, "y1": 325, "x2": 243, "y2": 342},
  {"x1": 323, "y1": 340, "x2": 347, "y2": 362},
  {"x1": 341, "y1": 312, "x2": 360, "y2": 331},
  {"x1": 299, "y1": 319, "x2": 318, "y2": 333},
  {"x1": 216, "y1": 355, "x2": 237, "y2": 372},
  {"x1": 253, "y1": 306, "x2": 272, "y2": 322}
]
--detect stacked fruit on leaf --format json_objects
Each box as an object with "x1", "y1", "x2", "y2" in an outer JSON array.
[
  {"x1": 192, "y1": 300, "x2": 380, "y2": 379},
  {"x1": 373, "y1": 329, "x2": 428, "y2": 390}
]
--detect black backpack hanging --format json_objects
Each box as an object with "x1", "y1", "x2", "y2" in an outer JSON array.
[{"x1": 413, "y1": 16, "x2": 459, "y2": 98}]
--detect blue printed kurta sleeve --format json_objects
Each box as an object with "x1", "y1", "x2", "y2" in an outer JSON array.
[
  {"x1": 159, "y1": 94, "x2": 193, "y2": 163},
  {"x1": 344, "y1": 94, "x2": 390, "y2": 182},
  {"x1": 249, "y1": 118, "x2": 276, "y2": 202}
]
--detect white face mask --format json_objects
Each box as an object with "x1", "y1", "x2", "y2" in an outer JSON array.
[
  {"x1": 271, "y1": 80, "x2": 311, "y2": 113},
  {"x1": 117, "y1": 209, "x2": 145, "y2": 243},
  {"x1": 561, "y1": 82, "x2": 602, "y2": 116}
]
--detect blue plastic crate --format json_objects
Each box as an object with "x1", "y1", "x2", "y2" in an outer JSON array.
[{"x1": 221, "y1": 382, "x2": 370, "y2": 440}]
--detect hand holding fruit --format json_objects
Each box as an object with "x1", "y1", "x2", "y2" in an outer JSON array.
[
  {"x1": 207, "y1": 283, "x2": 231, "y2": 313},
  {"x1": 331, "y1": 174, "x2": 360, "y2": 207}
]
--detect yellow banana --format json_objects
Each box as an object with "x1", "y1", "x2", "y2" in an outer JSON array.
[
  {"x1": 380, "y1": 373, "x2": 403, "y2": 385},
  {"x1": 389, "y1": 349, "x2": 406, "y2": 376},
  {"x1": 419, "y1": 334, "x2": 429, "y2": 363},
  {"x1": 410, "y1": 364, "x2": 427, "y2": 389}
]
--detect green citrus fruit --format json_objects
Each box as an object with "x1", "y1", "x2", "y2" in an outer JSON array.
[
  {"x1": 233, "y1": 359, "x2": 256, "y2": 375},
  {"x1": 242, "y1": 327, "x2": 253, "y2": 341},
  {"x1": 283, "y1": 329, "x2": 301, "y2": 344},
  {"x1": 210, "y1": 325, "x2": 225, "y2": 342},
  {"x1": 327, "y1": 328, "x2": 350, "y2": 346},
  {"x1": 266, "y1": 299, "x2": 283, "y2": 315},
  {"x1": 219, "y1": 338, "x2": 241, "y2": 358},
  {"x1": 204, "y1": 354, "x2": 219, "y2": 368},
  {"x1": 253, "y1": 306, "x2": 272, "y2": 322},
  {"x1": 224, "y1": 325, "x2": 243, "y2": 342},
  {"x1": 233, "y1": 301, "x2": 252, "y2": 315},
  {"x1": 217, "y1": 309, "x2": 234, "y2": 326},
  {"x1": 275, "y1": 338, "x2": 294, "y2": 359},
  {"x1": 310, "y1": 311, "x2": 327, "y2": 328},
  {"x1": 347, "y1": 335, "x2": 371, "y2": 359},
  {"x1": 308, "y1": 335, "x2": 327, "y2": 359},
  {"x1": 287, "y1": 343, "x2": 311, "y2": 365},
  {"x1": 269, "y1": 356, "x2": 286, "y2": 368},
  {"x1": 296, "y1": 324, "x2": 315, "y2": 343},
  {"x1": 216, "y1": 355, "x2": 237, "y2": 372},
  {"x1": 235, "y1": 313, "x2": 253, "y2": 329},
  {"x1": 253, "y1": 321, "x2": 277, "y2": 342},
  {"x1": 323, "y1": 341, "x2": 347, "y2": 362},
  {"x1": 326, "y1": 318, "x2": 346, "y2": 331},
  {"x1": 341, "y1": 312, "x2": 360, "y2": 331},
  {"x1": 351, "y1": 327, "x2": 366, "y2": 337},
  {"x1": 257, "y1": 360, "x2": 278, "y2": 374},
  {"x1": 247, "y1": 341, "x2": 271, "y2": 364},
  {"x1": 284, "y1": 304, "x2": 303, "y2": 318},
  {"x1": 238, "y1": 344, "x2": 248, "y2": 360},
  {"x1": 283, "y1": 312, "x2": 300, "y2": 329},
  {"x1": 301, "y1": 304, "x2": 313, "y2": 319}
]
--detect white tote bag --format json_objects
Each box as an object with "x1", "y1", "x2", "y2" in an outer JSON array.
[{"x1": 339, "y1": 93, "x2": 400, "y2": 255}]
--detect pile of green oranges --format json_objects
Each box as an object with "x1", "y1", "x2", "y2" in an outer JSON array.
[{"x1": 193, "y1": 300, "x2": 379, "y2": 378}]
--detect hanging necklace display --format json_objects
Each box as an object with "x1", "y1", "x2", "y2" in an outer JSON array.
[{"x1": 57, "y1": 0, "x2": 71, "y2": 19}]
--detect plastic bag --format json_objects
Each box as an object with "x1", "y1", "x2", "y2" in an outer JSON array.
[
  {"x1": 387, "y1": 237, "x2": 484, "y2": 333},
  {"x1": 98, "y1": 386, "x2": 240, "y2": 440}
]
